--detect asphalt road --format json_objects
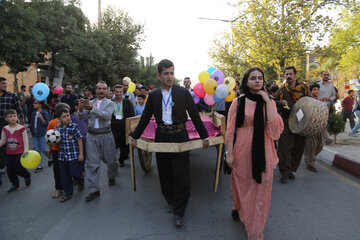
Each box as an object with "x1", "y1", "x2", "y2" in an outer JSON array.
[{"x1": 0, "y1": 140, "x2": 359, "y2": 240}]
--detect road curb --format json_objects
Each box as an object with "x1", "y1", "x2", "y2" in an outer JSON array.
[{"x1": 318, "y1": 148, "x2": 360, "y2": 179}]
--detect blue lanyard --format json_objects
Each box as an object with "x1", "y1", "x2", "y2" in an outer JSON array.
[
  {"x1": 116, "y1": 102, "x2": 121, "y2": 112},
  {"x1": 162, "y1": 91, "x2": 172, "y2": 109}
]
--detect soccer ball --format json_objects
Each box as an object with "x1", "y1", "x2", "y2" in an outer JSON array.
[{"x1": 45, "y1": 129, "x2": 61, "y2": 144}]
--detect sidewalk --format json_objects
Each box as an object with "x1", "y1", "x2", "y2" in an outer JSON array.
[{"x1": 317, "y1": 121, "x2": 360, "y2": 178}]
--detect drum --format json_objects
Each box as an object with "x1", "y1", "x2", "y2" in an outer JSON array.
[{"x1": 288, "y1": 96, "x2": 329, "y2": 137}]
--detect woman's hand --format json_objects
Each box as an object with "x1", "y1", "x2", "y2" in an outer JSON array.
[
  {"x1": 226, "y1": 151, "x2": 234, "y2": 168},
  {"x1": 257, "y1": 90, "x2": 271, "y2": 103}
]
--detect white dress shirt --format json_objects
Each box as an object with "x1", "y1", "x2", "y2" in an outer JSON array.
[{"x1": 161, "y1": 88, "x2": 173, "y2": 125}]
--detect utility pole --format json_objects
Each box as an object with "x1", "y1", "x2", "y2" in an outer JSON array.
[{"x1": 98, "y1": 0, "x2": 102, "y2": 27}]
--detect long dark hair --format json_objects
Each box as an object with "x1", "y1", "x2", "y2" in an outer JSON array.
[{"x1": 241, "y1": 67, "x2": 265, "y2": 94}]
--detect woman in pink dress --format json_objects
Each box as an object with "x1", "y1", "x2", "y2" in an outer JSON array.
[{"x1": 225, "y1": 67, "x2": 283, "y2": 240}]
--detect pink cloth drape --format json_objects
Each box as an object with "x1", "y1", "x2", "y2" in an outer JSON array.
[
  {"x1": 140, "y1": 116, "x2": 222, "y2": 140},
  {"x1": 225, "y1": 98, "x2": 284, "y2": 240}
]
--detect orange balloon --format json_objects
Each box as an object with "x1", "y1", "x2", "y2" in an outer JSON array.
[
  {"x1": 225, "y1": 90, "x2": 236, "y2": 102},
  {"x1": 203, "y1": 78, "x2": 217, "y2": 95}
]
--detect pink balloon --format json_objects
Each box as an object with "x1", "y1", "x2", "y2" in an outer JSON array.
[
  {"x1": 53, "y1": 86, "x2": 63, "y2": 95},
  {"x1": 193, "y1": 83, "x2": 206, "y2": 98},
  {"x1": 204, "y1": 93, "x2": 215, "y2": 106}
]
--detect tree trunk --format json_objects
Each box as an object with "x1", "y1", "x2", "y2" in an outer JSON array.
[{"x1": 13, "y1": 72, "x2": 19, "y2": 94}]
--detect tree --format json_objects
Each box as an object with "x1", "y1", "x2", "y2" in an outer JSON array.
[
  {"x1": 30, "y1": 0, "x2": 88, "y2": 88},
  {"x1": 136, "y1": 54, "x2": 158, "y2": 87},
  {"x1": 0, "y1": 0, "x2": 44, "y2": 93},
  {"x1": 328, "y1": 4, "x2": 360, "y2": 79},
  {"x1": 93, "y1": 6, "x2": 144, "y2": 86},
  {"x1": 209, "y1": 0, "x2": 354, "y2": 82}
]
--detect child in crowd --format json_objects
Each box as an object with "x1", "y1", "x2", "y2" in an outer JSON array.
[
  {"x1": 56, "y1": 108, "x2": 84, "y2": 202},
  {"x1": 0, "y1": 109, "x2": 31, "y2": 193},
  {"x1": 71, "y1": 99, "x2": 88, "y2": 172},
  {"x1": 134, "y1": 94, "x2": 146, "y2": 116},
  {"x1": 29, "y1": 100, "x2": 50, "y2": 172},
  {"x1": 303, "y1": 83, "x2": 325, "y2": 173},
  {"x1": 47, "y1": 103, "x2": 70, "y2": 199}
]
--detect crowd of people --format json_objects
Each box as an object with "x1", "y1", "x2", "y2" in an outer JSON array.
[{"x1": 0, "y1": 61, "x2": 359, "y2": 239}]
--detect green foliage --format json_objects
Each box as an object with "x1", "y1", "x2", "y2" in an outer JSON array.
[
  {"x1": 209, "y1": 0, "x2": 352, "y2": 82},
  {"x1": 0, "y1": 0, "x2": 44, "y2": 91},
  {"x1": 328, "y1": 112, "x2": 345, "y2": 136},
  {"x1": 135, "y1": 55, "x2": 159, "y2": 87}
]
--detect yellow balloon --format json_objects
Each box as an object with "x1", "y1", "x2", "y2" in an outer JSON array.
[
  {"x1": 128, "y1": 82, "x2": 136, "y2": 93},
  {"x1": 224, "y1": 77, "x2": 236, "y2": 90},
  {"x1": 21, "y1": 150, "x2": 41, "y2": 169},
  {"x1": 198, "y1": 71, "x2": 210, "y2": 83},
  {"x1": 225, "y1": 90, "x2": 236, "y2": 102},
  {"x1": 203, "y1": 78, "x2": 217, "y2": 95},
  {"x1": 123, "y1": 76, "x2": 132, "y2": 83}
]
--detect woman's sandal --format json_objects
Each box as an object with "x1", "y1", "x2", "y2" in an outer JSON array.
[
  {"x1": 59, "y1": 195, "x2": 72, "y2": 203},
  {"x1": 51, "y1": 190, "x2": 63, "y2": 199}
]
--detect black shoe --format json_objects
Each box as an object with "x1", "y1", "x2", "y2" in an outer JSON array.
[
  {"x1": 7, "y1": 185, "x2": 19, "y2": 193},
  {"x1": 231, "y1": 210, "x2": 240, "y2": 222},
  {"x1": 48, "y1": 161, "x2": 53, "y2": 167},
  {"x1": 174, "y1": 215, "x2": 184, "y2": 227},
  {"x1": 25, "y1": 177, "x2": 31, "y2": 186},
  {"x1": 280, "y1": 174, "x2": 288, "y2": 183},
  {"x1": 34, "y1": 167, "x2": 43, "y2": 173},
  {"x1": 108, "y1": 178, "x2": 115, "y2": 186},
  {"x1": 85, "y1": 191, "x2": 100, "y2": 202},
  {"x1": 288, "y1": 172, "x2": 295, "y2": 180}
]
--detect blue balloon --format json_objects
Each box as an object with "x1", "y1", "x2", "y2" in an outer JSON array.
[
  {"x1": 213, "y1": 94, "x2": 225, "y2": 103},
  {"x1": 207, "y1": 67, "x2": 216, "y2": 75},
  {"x1": 32, "y1": 83, "x2": 49, "y2": 101}
]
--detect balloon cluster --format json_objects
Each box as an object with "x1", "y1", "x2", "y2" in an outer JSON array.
[
  {"x1": 192, "y1": 67, "x2": 236, "y2": 106},
  {"x1": 123, "y1": 76, "x2": 136, "y2": 93}
]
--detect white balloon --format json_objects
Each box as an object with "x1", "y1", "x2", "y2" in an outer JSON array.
[{"x1": 214, "y1": 84, "x2": 229, "y2": 99}]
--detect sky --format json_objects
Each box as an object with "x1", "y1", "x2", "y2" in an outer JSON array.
[{"x1": 80, "y1": 0, "x2": 236, "y2": 86}]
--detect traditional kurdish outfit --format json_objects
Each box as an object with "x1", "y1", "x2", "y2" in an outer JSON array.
[
  {"x1": 226, "y1": 94, "x2": 283, "y2": 240},
  {"x1": 276, "y1": 81, "x2": 308, "y2": 176}
]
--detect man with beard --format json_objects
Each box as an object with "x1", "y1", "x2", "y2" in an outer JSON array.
[
  {"x1": 183, "y1": 77, "x2": 192, "y2": 92},
  {"x1": 276, "y1": 66, "x2": 308, "y2": 183},
  {"x1": 61, "y1": 83, "x2": 78, "y2": 114},
  {"x1": 79, "y1": 81, "x2": 118, "y2": 201}
]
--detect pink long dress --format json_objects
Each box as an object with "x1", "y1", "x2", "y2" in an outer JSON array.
[{"x1": 225, "y1": 98, "x2": 284, "y2": 240}]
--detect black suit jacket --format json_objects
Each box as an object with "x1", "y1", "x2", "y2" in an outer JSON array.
[
  {"x1": 112, "y1": 98, "x2": 134, "y2": 120},
  {"x1": 132, "y1": 85, "x2": 209, "y2": 140}
]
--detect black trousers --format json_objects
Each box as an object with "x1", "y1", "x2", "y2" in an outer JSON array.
[
  {"x1": 155, "y1": 127, "x2": 190, "y2": 217},
  {"x1": 111, "y1": 119, "x2": 129, "y2": 161},
  {"x1": 6, "y1": 154, "x2": 31, "y2": 186},
  {"x1": 342, "y1": 110, "x2": 355, "y2": 130},
  {"x1": 51, "y1": 150, "x2": 63, "y2": 190}
]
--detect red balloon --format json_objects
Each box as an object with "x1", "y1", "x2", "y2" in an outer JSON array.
[
  {"x1": 193, "y1": 83, "x2": 206, "y2": 98},
  {"x1": 53, "y1": 86, "x2": 63, "y2": 95}
]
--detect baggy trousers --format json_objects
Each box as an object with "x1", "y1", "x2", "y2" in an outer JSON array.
[
  {"x1": 155, "y1": 127, "x2": 190, "y2": 217},
  {"x1": 278, "y1": 119, "x2": 306, "y2": 175},
  {"x1": 304, "y1": 131, "x2": 325, "y2": 168},
  {"x1": 85, "y1": 132, "x2": 118, "y2": 193}
]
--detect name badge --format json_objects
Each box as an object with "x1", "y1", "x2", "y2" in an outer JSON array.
[{"x1": 116, "y1": 115, "x2": 123, "y2": 120}]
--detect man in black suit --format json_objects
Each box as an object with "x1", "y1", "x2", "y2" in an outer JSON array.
[
  {"x1": 131, "y1": 59, "x2": 209, "y2": 227},
  {"x1": 111, "y1": 84, "x2": 134, "y2": 168}
]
